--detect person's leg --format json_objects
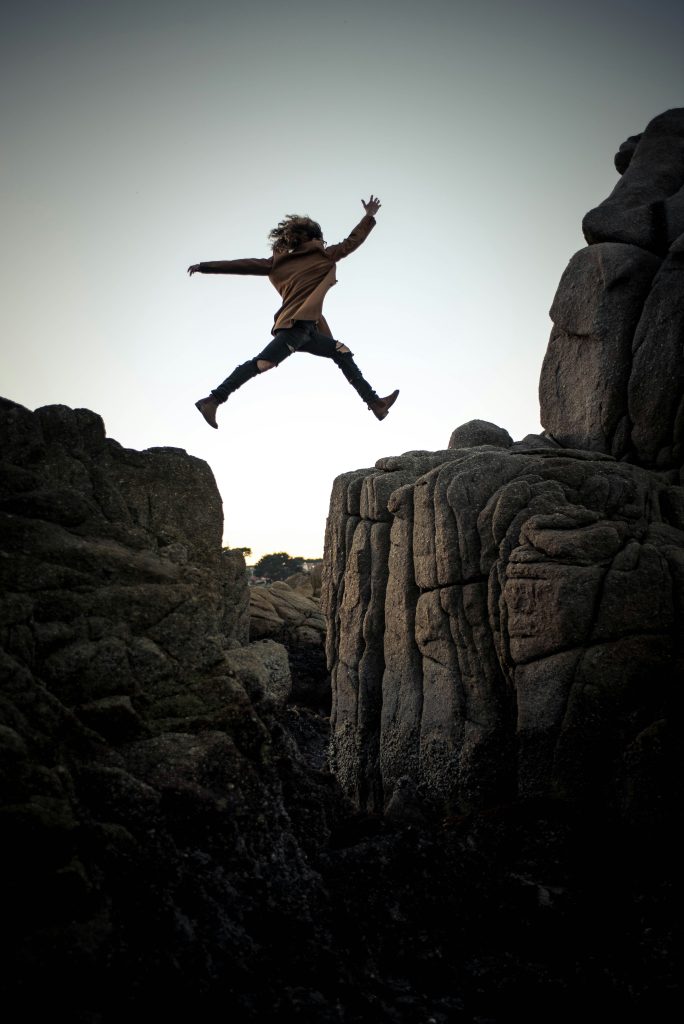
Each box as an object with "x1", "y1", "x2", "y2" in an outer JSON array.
[
  {"x1": 301, "y1": 328, "x2": 399, "y2": 419},
  {"x1": 195, "y1": 327, "x2": 305, "y2": 428}
]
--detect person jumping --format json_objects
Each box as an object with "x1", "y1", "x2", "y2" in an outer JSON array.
[{"x1": 188, "y1": 195, "x2": 399, "y2": 429}]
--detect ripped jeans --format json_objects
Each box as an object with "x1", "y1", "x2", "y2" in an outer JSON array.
[{"x1": 211, "y1": 320, "x2": 380, "y2": 406}]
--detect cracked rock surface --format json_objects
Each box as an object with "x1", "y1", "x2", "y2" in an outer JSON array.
[{"x1": 323, "y1": 439, "x2": 683, "y2": 821}]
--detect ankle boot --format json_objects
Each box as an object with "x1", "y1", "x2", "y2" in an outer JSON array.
[
  {"x1": 195, "y1": 395, "x2": 219, "y2": 429},
  {"x1": 368, "y1": 389, "x2": 400, "y2": 421},
  {"x1": 196, "y1": 359, "x2": 262, "y2": 427}
]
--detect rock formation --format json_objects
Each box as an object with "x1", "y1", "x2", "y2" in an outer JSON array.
[
  {"x1": 249, "y1": 573, "x2": 329, "y2": 710},
  {"x1": 323, "y1": 109, "x2": 684, "y2": 829},
  {"x1": 539, "y1": 107, "x2": 684, "y2": 467},
  {"x1": 0, "y1": 398, "x2": 338, "y2": 1016}
]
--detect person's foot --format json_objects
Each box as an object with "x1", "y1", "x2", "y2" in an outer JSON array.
[
  {"x1": 195, "y1": 395, "x2": 219, "y2": 428},
  {"x1": 369, "y1": 389, "x2": 399, "y2": 421}
]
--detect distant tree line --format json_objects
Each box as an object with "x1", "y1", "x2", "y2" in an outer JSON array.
[{"x1": 252, "y1": 552, "x2": 304, "y2": 581}]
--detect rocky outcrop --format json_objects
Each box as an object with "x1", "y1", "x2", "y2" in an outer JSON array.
[
  {"x1": 582, "y1": 107, "x2": 684, "y2": 255},
  {"x1": 539, "y1": 108, "x2": 684, "y2": 469},
  {"x1": 323, "y1": 109, "x2": 684, "y2": 829},
  {"x1": 323, "y1": 436, "x2": 683, "y2": 819},
  {"x1": 0, "y1": 398, "x2": 340, "y2": 1016}
]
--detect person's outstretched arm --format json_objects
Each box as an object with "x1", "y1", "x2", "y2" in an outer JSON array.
[
  {"x1": 187, "y1": 256, "x2": 272, "y2": 276},
  {"x1": 324, "y1": 195, "x2": 382, "y2": 262}
]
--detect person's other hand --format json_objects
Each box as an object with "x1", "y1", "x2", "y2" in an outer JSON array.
[
  {"x1": 361, "y1": 195, "x2": 381, "y2": 216},
  {"x1": 187, "y1": 264, "x2": 201, "y2": 275}
]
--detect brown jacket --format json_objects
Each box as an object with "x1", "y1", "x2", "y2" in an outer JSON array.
[{"x1": 198, "y1": 214, "x2": 376, "y2": 336}]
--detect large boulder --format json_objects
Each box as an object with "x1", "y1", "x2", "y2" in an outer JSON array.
[
  {"x1": 323, "y1": 436, "x2": 683, "y2": 822},
  {"x1": 539, "y1": 108, "x2": 684, "y2": 470},
  {"x1": 539, "y1": 243, "x2": 661, "y2": 456},
  {"x1": 582, "y1": 107, "x2": 684, "y2": 255}
]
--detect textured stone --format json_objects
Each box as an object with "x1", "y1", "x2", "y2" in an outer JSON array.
[
  {"x1": 283, "y1": 565, "x2": 322, "y2": 599},
  {"x1": 0, "y1": 397, "x2": 339, "y2": 1018},
  {"x1": 223, "y1": 639, "x2": 292, "y2": 708},
  {"x1": 248, "y1": 578, "x2": 328, "y2": 710},
  {"x1": 629, "y1": 235, "x2": 684, "y2": 467},
  {"x1": 583, "y1": 107, "x2": 684, "y2": 255},
  {"x1": 448, "y1": 419, "x2": 514, "y2": 450},
  {"x1": 324, "y1": 447, "x2": 683, "y2": 818},
  {"x1": 539, "y1": 109, "x2": 684, "y2": 470},
  {"x1": 539, "y1": 243, "x2": 661, "y2": 455}
]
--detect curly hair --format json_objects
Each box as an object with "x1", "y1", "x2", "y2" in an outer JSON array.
[{"x1": 268, "y1": 214, "x2": 324, "y2": 253}]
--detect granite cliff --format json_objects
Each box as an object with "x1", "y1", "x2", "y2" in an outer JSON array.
[{"x1": 2, "y1": 109, "x2": 682, "y2": 1021}]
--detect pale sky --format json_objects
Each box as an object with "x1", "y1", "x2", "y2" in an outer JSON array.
[{"x1": 2, "y1": 0, "x2": 682, "y2": 564}]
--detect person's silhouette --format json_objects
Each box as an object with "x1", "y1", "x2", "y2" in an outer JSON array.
[{"x1": 188, "y1": 195, "x2": 398, "y2": 429}]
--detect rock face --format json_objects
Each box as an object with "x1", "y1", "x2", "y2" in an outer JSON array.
[
  {"x1": 323, "y1": 438, "x2": 683, "y2": 819},
  {"x1": 0, "y1": 398, "x2": 338, "y2": 1016},
  {"x1": 323, "y1": 110, "x2": 684, "y2": 828},
  {"x1": 539, "y1": 108, "x2": 684, "y2": 469}
]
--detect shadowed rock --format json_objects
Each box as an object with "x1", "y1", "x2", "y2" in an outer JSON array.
[
  {"x1": 583, "y1": 107, "x2": 684, "y2": 255},
  {"x1": 540, "y1": 108, "x2": 684, "y2": 470},
  {"x1": 0, "y1": 397, "x2": 340, "y2": 1017},
  {"x1": 539, "y1": 243, "x2": 661, "y2": 456},
  {"x1": 249, "y1": 577, "x2": 329, "y2": 710}
]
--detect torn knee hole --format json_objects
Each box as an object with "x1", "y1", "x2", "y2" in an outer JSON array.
[
  {"x1": 257, "y1": 360, "x2": 275, "y2": 372},
  {"x1": 335, "y1": 342, "x2": 351, "y2": 354}
]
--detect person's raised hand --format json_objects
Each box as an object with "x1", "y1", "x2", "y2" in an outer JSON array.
[
  {"x1": 362, "y1": 195, "x2": 381, "y2": 217},
  {"x1": 187, "y1": 264, "x2": 201, "y2": 276}
]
